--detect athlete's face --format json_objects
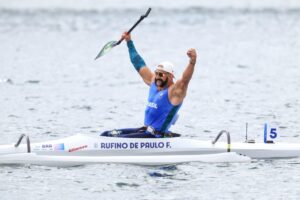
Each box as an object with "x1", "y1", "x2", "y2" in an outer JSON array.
[{"x1": 154, "y1": 70, "x2": 169, "y2": 87}]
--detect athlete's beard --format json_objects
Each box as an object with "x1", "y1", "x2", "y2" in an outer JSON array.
[{"x1": 155, "y1": 77, "x2": 168, "y2": 88}]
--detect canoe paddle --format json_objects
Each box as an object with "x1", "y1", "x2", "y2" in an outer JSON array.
[{"x1": 94, "y1": 8, "x2": 152, "y2": 60}]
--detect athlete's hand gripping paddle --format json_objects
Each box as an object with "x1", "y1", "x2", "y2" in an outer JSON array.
[{"x1": 95, "y1": 8, "x2": 151, "y2": 60}]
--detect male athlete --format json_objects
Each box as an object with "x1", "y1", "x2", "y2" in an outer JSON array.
[{"x1": 101, "y1": 32, "x2": 197, "y2": 138}]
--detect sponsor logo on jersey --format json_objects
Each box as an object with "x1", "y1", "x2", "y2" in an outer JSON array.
[{"x1": 147, "y1": 102, "x2": 158, "y2": 109}]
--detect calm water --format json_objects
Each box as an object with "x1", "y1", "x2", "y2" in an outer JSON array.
[{"x1": 0, "y1": 0, "x2": 300, "y2": 199}]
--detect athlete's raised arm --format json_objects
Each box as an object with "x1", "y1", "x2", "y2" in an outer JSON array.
[
  {"x1": 122, "y1": 32, "x2": 154, "y2": 85},
  {"x1": 169, "y1": 48, "x2": 197, "y2": 105}
]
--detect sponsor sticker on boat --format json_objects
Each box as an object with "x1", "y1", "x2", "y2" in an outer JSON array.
[
  {"x1": 36, "y1": 144, "x2": 53, "y2": 151},
  {"x1": 68, "y1": 145, "x2": 88, "y2": 152},
  {"x1": 33, "y1": 143, "x2": 65, "y2": 151},
  {"x1": 54, "y1": 143, "x2": 65, "y2": 151},
  {"x1": 32, "y1": 145, "x2": 42, "y2": 151}
]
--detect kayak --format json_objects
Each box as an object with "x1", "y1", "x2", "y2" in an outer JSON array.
[{"x1": 0, "y1": 131, "x2": 299, "y2": 167}]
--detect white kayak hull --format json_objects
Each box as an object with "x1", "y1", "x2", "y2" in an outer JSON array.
[
  {"x1": 0, "y1": 152, "x2": 250, "y2": 167},
  {"x1": 0, "y1": 134, "x2": 299, "y2": 166}
]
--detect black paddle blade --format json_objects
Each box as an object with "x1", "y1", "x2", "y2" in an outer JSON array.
[{"x1": 94, "y1": 41, "x2": 117, "y2": 60}]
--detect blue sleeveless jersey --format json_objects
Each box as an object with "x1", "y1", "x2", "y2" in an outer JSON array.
[{"x1": 144, "y1": 83, "x2": 182, "y2": 132}]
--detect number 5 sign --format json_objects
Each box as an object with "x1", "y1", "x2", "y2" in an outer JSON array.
[{"x1": 264, "y1": 123, "x2": 279, "y2": 143}]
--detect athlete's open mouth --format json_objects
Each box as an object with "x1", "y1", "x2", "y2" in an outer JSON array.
[{"x1": 155, "y1": 78, "x2": 168, "y2": 87}]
